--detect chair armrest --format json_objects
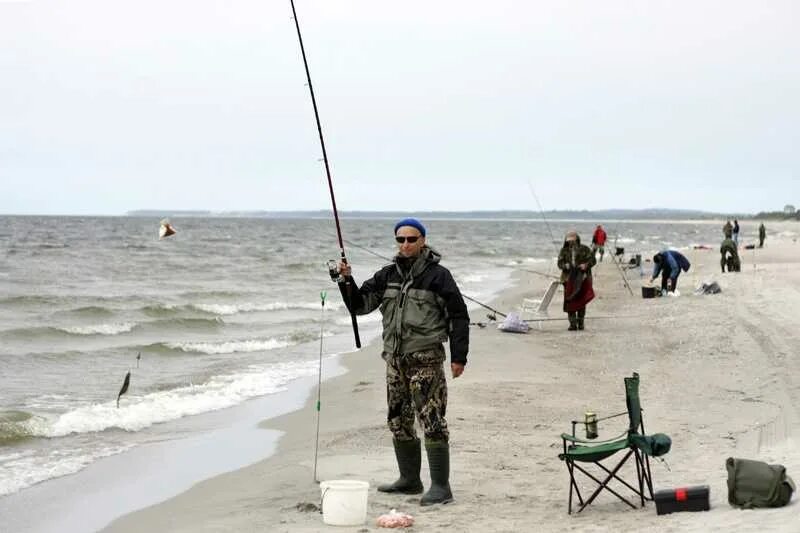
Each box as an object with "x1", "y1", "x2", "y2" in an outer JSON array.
[{"x1": 561, "y1": 430, "x2": 628, "y2": 445}]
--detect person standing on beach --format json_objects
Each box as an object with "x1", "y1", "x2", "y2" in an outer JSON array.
[
  {"x1": 723, "y1": 220, "x2": 733, "y2": 239},
  {"x1": 557, "y1": 230, "x2": 596, "y2": 331},
  {"x1": 733, "y1": 219, "x2": 740, "y2": 245},
  {"x1": 759, "y1": 223, "x2": 767, "y2": 248},
  {"x1": 336, "y1": 218, "x2": 469, "y2": 506},
  {"x1": 650, "y1": 250, "x2": 690, "y2": 293},
  {"x1": 591, "y1": 224, "x2": 607, "y2": 262}
]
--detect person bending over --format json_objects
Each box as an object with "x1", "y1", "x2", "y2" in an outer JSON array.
[
  {"x1": 720, "y1": 238, "x2": 741, "y2": 272},
  {"x1": 650, "y1": 250, "x2": 690, "y2": 293}
]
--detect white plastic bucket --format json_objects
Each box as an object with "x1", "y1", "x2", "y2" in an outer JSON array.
[{"x1": 320, "y1": 479, "x2": 370, "y2": 526}]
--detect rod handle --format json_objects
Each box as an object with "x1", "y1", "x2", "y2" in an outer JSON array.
[{"x1": 350, "y1": 312, "x2": 361, "y2": 348}]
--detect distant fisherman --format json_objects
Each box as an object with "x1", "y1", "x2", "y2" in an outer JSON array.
[
  {"x1": 723, "y1": 219, "x2": 733, "y2": 239},
  {"x1": 557, "y1": 230, "x2": 596, "y2": 331},
  {"x1": 720, "y1": 238, "x2": 741, "y2": 273},
  {"x1": 591, "y1": 224, "x2": 607, "y2": 262},
  {"x1": 759, "y1": 223, "x2": 766, "y2": 248},
  {"x1": 336, "y1": 218, "x2": 469, "y2": 506},
  {"x1": 650, "y1": 250, "x2": 690, "y2": 293}
]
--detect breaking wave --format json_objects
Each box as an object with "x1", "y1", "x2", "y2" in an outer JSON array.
[
  {"x1": 57, "y1": 323, "x2": 137, "y2": 336},
  {"x1": 156, "y1": 337, "x2": 292, "y2": 355},
  {"x1": 189, "y1": 301, "x2": 344, "y2": 316}
]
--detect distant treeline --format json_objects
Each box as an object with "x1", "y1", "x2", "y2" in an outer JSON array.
[
  {"x1": 128, "y1": 208, "x2": 746, "y2": 220},
  {"x1": 753, "y1": 211, "x2": 800, "y2": 221}
]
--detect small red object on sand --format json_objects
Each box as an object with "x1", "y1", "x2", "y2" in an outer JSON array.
[{"x1": 376, "y1": 509, "x2": 414, "y2": 528}]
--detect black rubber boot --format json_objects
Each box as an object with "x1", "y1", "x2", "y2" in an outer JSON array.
[
  {"x1": 378, "y1": 438, "x2": 424, "y2": 494},
  {"x1": 577, "y1": 309, "x2": 585, "y2": 330},
  {"x1": 567, "y1": 313, "x2": 577, "y2": 331},
  {"x1": 420, "y1": 440, "x2": 453, "y2": 506}
]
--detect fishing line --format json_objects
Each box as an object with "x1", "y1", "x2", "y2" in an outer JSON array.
[
  {"x1": 339, "y1": 242, "x2": 636, "y2": 326},
  {"x1": 344, "y1": 239, "x2": 507, "y2": 319},
  {"x1": 527, "y1": 180, "x2": 561, "y2": 260},
  {"x1": 344, "y1": 239, "x2": 393, "y2": 263},
  {"x1": 313, "y1": 290, "x2": 326, "y2": 483},
  {"x1": 345, "y1": 239, "x2": 557, "y2": 280},
  {"x1": 289, "y1": 0, "x2": 361, "y2": 348}
]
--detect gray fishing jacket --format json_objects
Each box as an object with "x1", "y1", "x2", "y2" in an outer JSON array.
[{"x1": 338, "y1": 246, "x2": 470, "y2": 364}]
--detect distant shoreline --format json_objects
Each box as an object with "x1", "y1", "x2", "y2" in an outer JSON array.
[
  {"x1": 2, "y1": 210, "x2": 796, "y2": 222},
  {"x1": 124, "y1": 208, "x2": 756, "y2": 221}
]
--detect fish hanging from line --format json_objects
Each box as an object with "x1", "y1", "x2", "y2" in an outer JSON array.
[
  {"x1": 136, "y1": 352, "x2": 141, "y2": 368},
  {"x1": 159, "y1": 219, "x2": 176, "y2": 239},
  {"x1": 117, "y1": 371, "x2": 131, "y2": 408}
]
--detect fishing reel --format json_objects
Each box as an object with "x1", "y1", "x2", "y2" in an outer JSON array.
[{"x1": 327, "y1": 260, "x2": 343, "y2": 283}]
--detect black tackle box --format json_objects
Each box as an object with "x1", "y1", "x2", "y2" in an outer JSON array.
[{"x1": 654, "y1": 485, "x2": 710, "y2": 515}]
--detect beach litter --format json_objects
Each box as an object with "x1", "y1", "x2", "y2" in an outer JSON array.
[
  {"x1": 295, "y1": 502, "x2": 320, "y2": 513},
  {"x1": 497, "y1": 312, "x2": 529, "y2": 333},
  {"x1": 694, "y1": 282, "x2": 722, "y2": 295},
  {"x1": 376, "y1": 509, "x2": 414, "y2": 528}
]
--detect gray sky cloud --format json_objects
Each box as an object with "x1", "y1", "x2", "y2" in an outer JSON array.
[{"x1": 1, "y1": 0, "x2": 797, "y2": 214}]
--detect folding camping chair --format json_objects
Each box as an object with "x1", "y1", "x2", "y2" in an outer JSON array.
[{"x1": 558, "y1": 373, "x2": 670, "y2": 514}]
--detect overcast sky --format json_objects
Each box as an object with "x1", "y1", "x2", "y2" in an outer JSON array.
[{"x1": 1, "y1": 0, "x2": 797, "y2": 215}]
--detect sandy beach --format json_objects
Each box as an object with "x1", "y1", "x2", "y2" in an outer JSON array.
[{"x1": 103, "y1": 224, "x2": 800, "y2": 533}]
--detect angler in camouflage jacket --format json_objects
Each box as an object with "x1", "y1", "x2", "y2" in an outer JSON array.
[
  {"x1": 557, "y1": 230, "x2": 596, "y2": 331},
  {"x1": 337, "y1": 218, "x2": 468, "y2": 506}
]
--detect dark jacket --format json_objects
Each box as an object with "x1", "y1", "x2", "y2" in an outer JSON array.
[
  {"x1": 652, "y1": 250, "x2": 690, "y2": 280},
  {"x1": 338, "y1": 246, "x2": 469, "y2": 364},
  {"x1": 557, "y1": 237, "x2": 597, "y2": 283}
]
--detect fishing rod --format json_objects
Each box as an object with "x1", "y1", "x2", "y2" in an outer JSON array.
[
  {"x1": 523, "y1": 315, "x2": 638, "y2": 323},
  {"x1": 527, "y1": 180, "x2": 561, "y2": 260},
  {"x1": 313, "y1": 290, "x2": 326, "y2": 483},
  {"x1": 462, "y1": 294, "x2": 507, "y2": 319},
  {"x1": 516, "y1": 266, "x2": 560, "y2": 280},
  {"x1": 290, "y1": 0, "x2": 360, "y2": 348}
]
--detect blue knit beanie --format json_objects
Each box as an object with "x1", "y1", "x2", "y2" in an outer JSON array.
[{"x1": 394, "y1": 217, "x2": 426, "y2": 237}]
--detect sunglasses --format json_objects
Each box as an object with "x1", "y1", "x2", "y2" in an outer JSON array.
[{"x1": 395, "y1": 236, "x2": 420, "y2": 244}]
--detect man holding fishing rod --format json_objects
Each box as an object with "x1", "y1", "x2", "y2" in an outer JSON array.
[{"x1": 336, "y1": 217, "x2": 469, "y2": 506}]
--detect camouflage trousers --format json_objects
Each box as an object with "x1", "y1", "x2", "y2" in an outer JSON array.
[{"x1": 382, "y1": 345, "x2": 449, "y2": 442}]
